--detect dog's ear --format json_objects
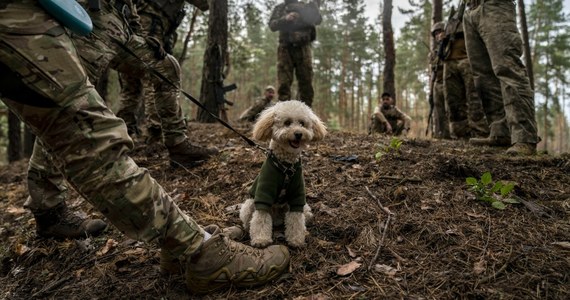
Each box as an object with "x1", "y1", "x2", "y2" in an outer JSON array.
[
  {"x1": 252, "y1": 106, "x2": 275, "y2": 141},
  {"x1": 310, "y1": 111, "x2": 327, "y2": 141}
]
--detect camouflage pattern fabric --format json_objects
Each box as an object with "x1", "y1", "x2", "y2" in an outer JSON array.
[
  {"x1": 430, "y1": 50, "x2": 449, "y2": 139},
  {"x1": 443, "y1": 57, "x2": 489, "y2": 138},
  {"x1": 0, "y1": 0, "x2": 204, "y2": 258},
  {"x1": 73, "y1": 0, "x2": 188, "y2": 148},
  {"x1": 238, "y1": 96, "x2": 272, "y2": 122},
  {"x1": 370, "y1": 105, "x2": 412, "y2": 135},
  {"x1": 433, "y1": 80, "x2": 450, "y2": 139},
  {"x1": 269, "y1": 0, "x2": 321, "y2": 107},
  {"x1": 463, "y1": 0, "x2": 538, "y2": 143}
]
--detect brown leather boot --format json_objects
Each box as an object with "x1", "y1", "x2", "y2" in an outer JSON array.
[
  {"x1": 168, "y1": 139, "x2": 218, "y2": 168},
  {"x1": 506, "y1": 143, "x2": 537, "y2": 156},
  {"x1": 32, "y1": 203, "x2": 107, "y2": 239},
  {"x1": 185, "y1": 233, "x2": 289, "y2": 294}
]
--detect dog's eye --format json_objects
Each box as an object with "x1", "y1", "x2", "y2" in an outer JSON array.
[
  {"x1": 284, "y1": 119, "x2": 292, "y2": 126},
  {"x1": 299, "y1": 121, "x2": 305, "y2": 127}
]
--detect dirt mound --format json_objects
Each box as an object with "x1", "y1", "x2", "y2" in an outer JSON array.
[{"x1": 1, "y1": 123, "x2": 569, "y2": 299}]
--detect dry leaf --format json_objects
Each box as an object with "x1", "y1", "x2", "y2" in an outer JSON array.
[
  {"x1": 97, "y1": 239, "x2": 118, "y2": 256},
  {"x1": 466, "y1": 212, "x2": 486, "y2": 218},
  {"x1": 13, "y1": 243, "x2": 30, "y2": 256},
  {"x1": 336, "y1": 261, "x2": 361, "y2": 276},
  {"x1": 124, "y1": 247, "x2": 146, "y2": 256},
  {"x1": 7, "y1": 206, "x2": 26, "y2": 215},
  {"x1": 473, "y1": 259, "x2": 487, "y2": 275},
  {"x1": 374, "y1": 264, "x2": 398, "y2": 276},
  {"x1": 552, "y1": 241, "x2": 570, "y2": 250},
  {"x1": 293, "y1": 293, "x2": 329, "y2": 300},
  {"x1": 346, "y1": 246, "x2": 357, "y2": 258}
]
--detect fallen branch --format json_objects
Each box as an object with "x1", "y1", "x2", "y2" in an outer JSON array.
[
  {"x1": 366, "y1": 186, "x2": 394, "y2": 271},
  {"x1": 378, "y1": 175, "x2": 422, "y2": 184}
]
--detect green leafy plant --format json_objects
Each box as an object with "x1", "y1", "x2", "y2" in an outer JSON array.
[
  {"x1": 466, "y1": 172, "x2": 519, "y2": 210},
  {"x1": 375, "y1": 137, "x2": 403, "y2": 160}
]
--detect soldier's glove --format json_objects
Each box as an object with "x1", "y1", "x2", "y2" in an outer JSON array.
[{"x1": 145, "y1": 36, "x2": 167, "y2": 60}]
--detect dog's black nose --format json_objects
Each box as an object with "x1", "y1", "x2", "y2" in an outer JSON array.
[{"x1": 295, "y1": 132, "x2": 302, "y2": 140}]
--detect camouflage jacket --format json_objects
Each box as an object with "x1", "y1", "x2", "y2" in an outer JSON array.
[
  {"x1": 238, "y1": 96, "x2": 272, "y2": 122},
  {"x1": 374, "y1": 105, "x2": 412, "y2": 129},
  {"x1": 269, "y1": 0, "x2": 321, "y2": 46}
]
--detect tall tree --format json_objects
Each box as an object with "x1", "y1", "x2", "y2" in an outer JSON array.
[
  {"x1": 382, "y1": 0, "x2": 396, "y2": 103},
  {"x1": 197, "y1": 0, "x2": 230, "y2": 123}
]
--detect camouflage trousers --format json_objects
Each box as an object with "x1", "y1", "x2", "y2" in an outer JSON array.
[
  {"x1": 369, "y1": 116, "x2": 405, "y2": 136},
  {"x1": 433, "y1": 80, "x2": 450, "y2": 139},
  {"x1": 117, "y1": 11, "x2": 165, "y2": 138},
  {"x1": 74, "y1": 0, "x2": 188, "y2": 148},
  {"x1": 464, "y1": 0, "x2": 538, "y2": 143},
  {"x1": 277, "y1": 43, "x2": 314, "y2": 107},
  {"x1": 443, "y1": 58, "x2": 489, "y2": 138},
  {"x1": 0, "y1": 0, "x2": 203, "y2": 258}
]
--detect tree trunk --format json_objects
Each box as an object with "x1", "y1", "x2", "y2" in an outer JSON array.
[
  {"x1": 178, "y1": 8, "x2": 200, "y2": 67},
  {"x1": 382, "y1": 0, "x2": 396, "y2": 104},
  {"x1": 197, "y1": 0, "x2": 228, "y2": 123},
  {"x1": 432, "y1": 0, "x2": 443, "y2": 49},
  {"x1": 517, "y1": 0, "x2": 534, "y2": 90},
  {"x1": 8, "y1": 111, "x2": 21, "y2": 162}
]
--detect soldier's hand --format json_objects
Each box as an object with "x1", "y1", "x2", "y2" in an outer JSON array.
[
  {"x1": 145, "y1": 36, "x2": 167, "y2": 60},
  {"x1": 286, "y1": 12, "x2": 300, "y2": 21},
  {"x1": 386, "y1": 122, "x2": 393, "y2": 134},
  {"x1": 401, "y1": 128, "x2": 409, "y2": 136}
]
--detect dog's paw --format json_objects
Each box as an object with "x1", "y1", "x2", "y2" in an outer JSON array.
[{"x1": 251, "y1": 238, "x2": 273, "y2": 248}]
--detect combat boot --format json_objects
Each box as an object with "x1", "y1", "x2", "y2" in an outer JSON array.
[
  {"x1": 469, "y1": 136, "x2": 511, "y2": 147},
  {"x1": 168, "y1": 139, "x2": 218, "y2": 168},
  {"x1": 185, "y1": 233, "x2": 290, "y2": 294},
  {"x1": 506, "y1": 143, "x2": 536, "y2": 156},
  {"x1": 32, "y1": 203, "x2": 107, "y2": 239},
  {"x1": 160, "y1": 225, "x2": 222, "y2": 275}
]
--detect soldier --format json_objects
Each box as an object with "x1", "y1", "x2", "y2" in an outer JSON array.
[
  {"x1": 369, "y1": 93, "x2": 412, "y2": 136},
  {"x1": 269, "y1": 0, "x2": 322, "y2": 107},
  {"x1": 0, "y1": 0, "x2": 289, "y2": 294},
  {"x1": 430, "y1": 22, "x2": 451, "y2": 139},
  {"x1": 463, "y1": 0, "x2": 539, "y2": 155},
  {"x1": 117, "y1": 0, "x2": 209, "y2": 144},
  {"x1": 440, "y1": 15, "x2": 489, "y2": 139},
  {"x1": 72, "y1": 0, "x2": 217, "y2": 168},
  {"x1": 238, "y1": 85, "x2": 276, "y2": 123}
]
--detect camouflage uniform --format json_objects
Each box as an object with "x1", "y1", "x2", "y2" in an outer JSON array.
[
  {"x1": 430, "y1": 22, "x2": 450, "y2": 139},
  {"x1": 463, "y1": 0, "x2": 538, "y2": 147},
  {"x1": 370, "y1": 105, "x2": 412, "y2": 136},
  {"x1": 269, "y1": 0, "x2": 321, "y2": 107},
  {"x1": 0, "y1": 0, "x2": 204, "y2": 257},
  {"x1": 117, "y1": 0, "x2": 209, "y2": 139},
  {"x1": 442, "y1": 19, "x2": 489, "y2": 139},
  {"x1": 238, "y1": 86, "x2": 275, "y2": 122}
]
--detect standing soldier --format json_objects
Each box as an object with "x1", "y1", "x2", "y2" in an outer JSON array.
[
  {"x1": 0, "y1": 0, "x2": 289, "y2": 293},
  {"x1": 441, "y1": 14, "x2": 489, "y2": 139},
  {"x1": 238, "y1": 85, "x2": 276, "y2": 123},
  {"x1": 269, "y1": 0, "x2": 322, "y2": 107},
  {"x1": 117, "y1": 0, "x2": 209, "y2": 143},
  {"x1": 73, "y1": 0, "x2": 217, "y2": 168},
  {"x1": 463, "y1": 0, "x2": 539, "y2": 155},
  {"x1": 430, "y1": 22, "x2": 451, "y2": 139},
  {"x1": 369, "y1": 93, "x2": 412, "y2": 136}
]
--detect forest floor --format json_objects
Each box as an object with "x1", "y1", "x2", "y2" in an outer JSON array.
[{"x1": 0, "y1": 122, "x2": 569, "y2": 299}]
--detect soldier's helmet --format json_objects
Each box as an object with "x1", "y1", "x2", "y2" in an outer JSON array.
[{"x1": 431, "y1": 22, "x2": 445, "y2": 36}]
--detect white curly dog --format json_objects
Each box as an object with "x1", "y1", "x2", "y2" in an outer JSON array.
[{"x1": 239, "y1": 100, "x2": 327, "y2": 248}]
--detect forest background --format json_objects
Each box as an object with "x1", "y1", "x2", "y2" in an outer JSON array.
[{"x1": 0, "y1": 0, "x2": 569, "y2": 164}]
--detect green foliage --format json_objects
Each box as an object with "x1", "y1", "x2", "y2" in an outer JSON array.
[
  {"x1": 374, "y1": 137, "x2": 403, "y2": 160},
  {"x1": 465, "y1": 172, "x2": 519, "y2": 210}
]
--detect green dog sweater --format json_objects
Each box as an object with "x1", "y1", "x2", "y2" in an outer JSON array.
[{"x1": 248, "y1": 153, "x2": 306, "y2": 212}]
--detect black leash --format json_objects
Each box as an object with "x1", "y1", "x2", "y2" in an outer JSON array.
[{"x1": 91, "y1": 32, "x2": 266, "y2": 152}]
